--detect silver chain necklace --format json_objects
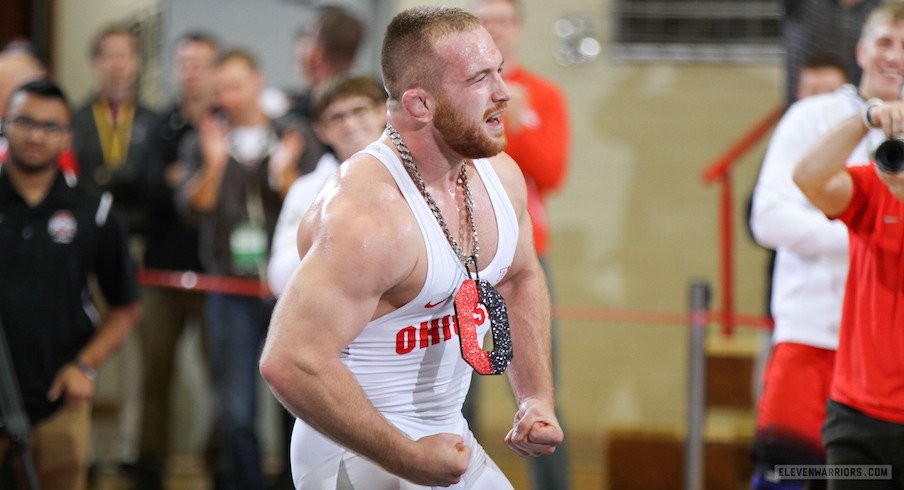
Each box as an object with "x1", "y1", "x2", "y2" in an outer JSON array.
[{"x1": 386, "y1": 123, "x2": 479, "y2": 270}]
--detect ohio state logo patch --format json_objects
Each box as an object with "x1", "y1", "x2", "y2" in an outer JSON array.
[{"x1": 48, "y1": 210, "x2": 77, "y2": 244}]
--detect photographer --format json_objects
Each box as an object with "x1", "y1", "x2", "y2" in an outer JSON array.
[
  {"x1": 747, "y1": 4, "x2": 903, "y2": 487},
  {"x1": 793, "y1": 97, "x2": 904, "y2": 486}
]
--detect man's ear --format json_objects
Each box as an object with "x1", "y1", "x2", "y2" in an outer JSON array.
[
  {"x1": 309, "y1": 44, "x2": 326, "y2": 71},
  {"x1": 400, "y1": 88, "x2": 433, "y2": 123}
]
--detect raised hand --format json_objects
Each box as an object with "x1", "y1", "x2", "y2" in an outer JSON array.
[
  {"x1": 269, "y1": 127, "x2": 304, "y2": 195},
  {"x1": 199, "y1": 113, "x2": 230, "y2": 171}
]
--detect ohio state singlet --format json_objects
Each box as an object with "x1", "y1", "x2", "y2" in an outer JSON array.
[{"x1": 289, "y1": 140, "x2": 519, "y2": 489}]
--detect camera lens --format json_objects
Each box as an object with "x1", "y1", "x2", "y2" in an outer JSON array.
[{"x1": 875, "y1": 138, "x2": 904, "y2": 173}]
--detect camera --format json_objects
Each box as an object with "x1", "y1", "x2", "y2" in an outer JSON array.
[{"x1": 874, "y1": 138, "x2": 904, "y2": 173}]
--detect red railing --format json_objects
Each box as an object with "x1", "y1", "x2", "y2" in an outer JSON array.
[
  {"x1": 701, "y1": 104, "x2": 784, "y2": 336},
  {"x1": 141, "y1": 110, "x2": 789, "y2": 336},
  {"x1": 137, "y1": 267, "x2": 774, "y2": 330},
  {"x1": 138, "y1": 268, "x2": 273, "y2": 298}
]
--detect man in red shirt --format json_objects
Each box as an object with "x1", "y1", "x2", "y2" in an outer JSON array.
[
  {"x1": 469, "y1": 1, "x2": 571, "y2": 489},
  {"x1": 794, "y1": 35, "x2": 904, "y2": 485},
  {"x1": 470, "y1": 0, "x2": 569, "y2": 260}
]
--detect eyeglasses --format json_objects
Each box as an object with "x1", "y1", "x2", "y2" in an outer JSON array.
[
  {"x1": 320, "y1": 105, "x2": 374, "y2": 128},
  {"x1": 4, "y1": 116, "x2": 69, "y2": 137}
]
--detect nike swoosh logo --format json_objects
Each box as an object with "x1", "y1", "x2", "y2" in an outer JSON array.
[
  {"x1": 883, "y1": 215, "x2": 900, "y2": 224},
  {"x1": 424, "y1": 294, "x2": 452, "y2": 309}
]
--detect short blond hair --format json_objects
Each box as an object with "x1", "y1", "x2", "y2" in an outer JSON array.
[
  {"x1": 861, "y1": 2, "x2": 904, "y2": 42},
  {"x1": 380, "y1": 6, "x2": 481, "y2": 100}
]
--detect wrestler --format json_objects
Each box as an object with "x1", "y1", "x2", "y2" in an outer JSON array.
[{"x1": 260, "y1": 6, "x2": 563, "y2": 488}]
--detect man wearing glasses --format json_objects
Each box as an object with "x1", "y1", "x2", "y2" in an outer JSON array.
[{"x1": 0, "y1": 80, "x2": 140, "y2": 489}]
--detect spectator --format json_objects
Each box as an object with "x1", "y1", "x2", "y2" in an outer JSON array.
[
  {"x1": 0, "y1": 46, "x2": 81, "y2": 179},
  {"x1": 176, "y1": 48, "x2": 322, "y2": 490},
  {"x1": 0, "y1": 49, "x2": 46, "y2": 162},
  {"x1": 71, "y1": 24, "x2": 158, "y2": 236},
  {"x1": 469, "y1": 1, "x2": 571, "y2": 488},
  {"x1": 751, "y1": 54, "x2": 849, "y2": 316},
  {"x1": 268, "y1": 75, "x2": 387, "y2": 296},
  {"x1": 784, "y1": 0, "x2": 883, "y2": 104},
  {"x1": 132, "y1": 31, "x2": 219, "y2": 490},
  {"x1": 0, "y1": 79, "x2": 141, "y2": 489},
  {"x1": 796, "y1": 54, "x2": 849, "y2": 100},
  {"x1": 749, "y1": 3, "x2": 904, "y2": 487},
  {"x1": 748, "y1": 52, "x2": 848, "y2": 402},
  {"x1": 0, "y1": 50, "x2": 45, "y2": 118},
  {"x1": 288, "y1": 5, "x2": 364, "y2": 121}
]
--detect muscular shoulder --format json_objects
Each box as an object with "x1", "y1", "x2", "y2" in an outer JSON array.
[{"x1": 298, "y1": 152, "x2": 421, "y2": 290}]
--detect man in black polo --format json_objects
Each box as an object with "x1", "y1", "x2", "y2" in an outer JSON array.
[{"x1": 0, "y1": 80, "x2": 140, "y2": 489}]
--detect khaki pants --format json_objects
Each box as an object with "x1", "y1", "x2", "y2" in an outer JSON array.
[
  {"x1": 137, "y1": 287, "x2": 207, "y2": 474},
  {"x1": 2, "y1": 400, "x2": 92, "y2": 490}
]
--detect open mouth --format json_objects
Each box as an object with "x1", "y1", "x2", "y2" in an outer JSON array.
[
  {"x1": 486, "y1": 111, "x2": 504, "y2": 127},
  {"x1": 485, "y1": 101, "x2": 508, "y2": 128}
]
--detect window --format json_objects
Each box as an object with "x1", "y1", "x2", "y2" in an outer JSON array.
[{"x1": 610, "y1": 0, "x2": 783, "y2": 63}]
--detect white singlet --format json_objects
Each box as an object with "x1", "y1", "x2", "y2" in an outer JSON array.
[{"x1": 289, "y1": 141, "x2": 519, "y2": 489}]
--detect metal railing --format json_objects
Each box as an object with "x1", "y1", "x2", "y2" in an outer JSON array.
[{"x1": 700, "y1": 104, "x2": 784, "y2": 336}]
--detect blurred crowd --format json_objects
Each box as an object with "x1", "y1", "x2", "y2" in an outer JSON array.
[{"x1": 0, "y1": 2, "x2": 571, "y2": 489}]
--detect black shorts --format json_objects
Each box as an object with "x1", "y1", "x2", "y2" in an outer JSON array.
[{"x1": 822, "y1": 399, "x2": 904, "y2": 489}]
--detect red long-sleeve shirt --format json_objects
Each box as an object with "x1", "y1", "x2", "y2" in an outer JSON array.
[{"x1": 502, "y1": 67, "x2": 570, "y2": 256}]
